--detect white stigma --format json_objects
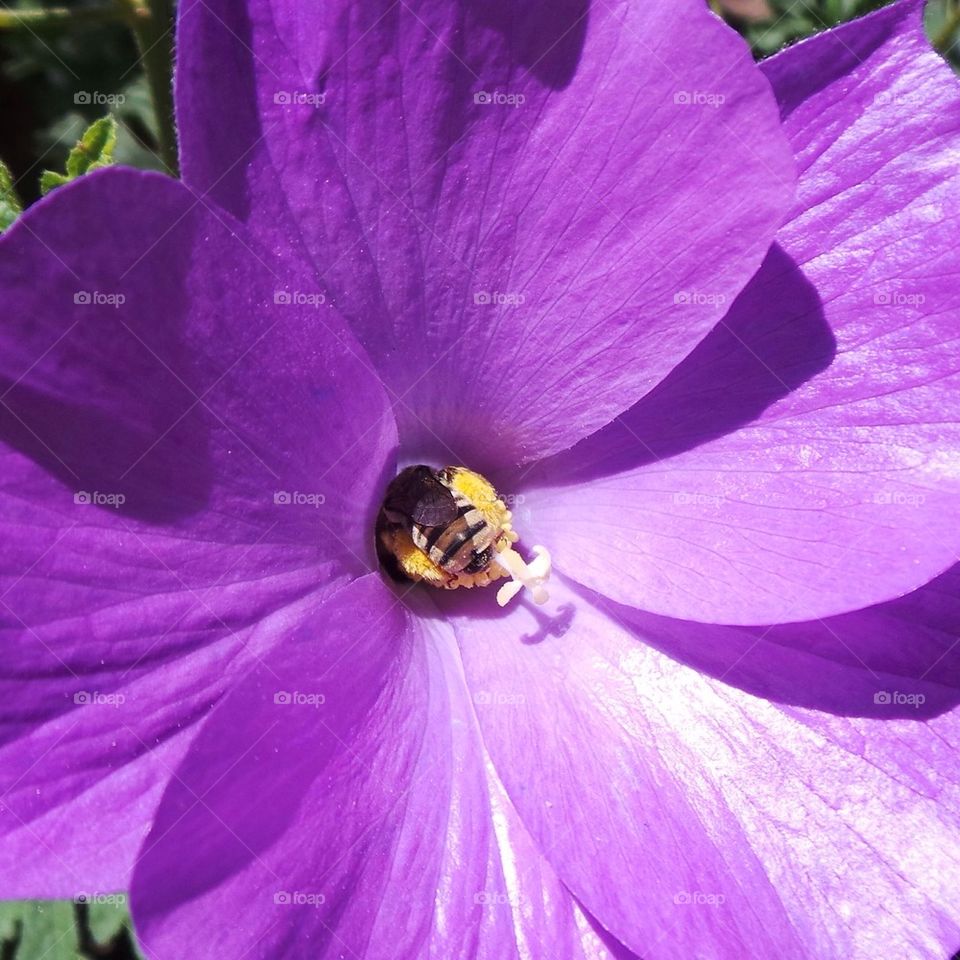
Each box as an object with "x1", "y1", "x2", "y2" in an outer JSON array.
[{"x1": 494, "y1": 545, "x2": 552, "y2": 607}]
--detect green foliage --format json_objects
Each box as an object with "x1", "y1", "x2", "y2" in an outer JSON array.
[
  {"x1": 0, "y1": 898, "x2": 141, "y2": 959},
  {"x1": 0, "y1": 159, "x2": 23, "y2": 231},
  {"x1": 39, "y1": 115, "x2": 118, "y2": 195},
  {"x1": 0, "y1": 0, "x2": 164, "y2": 203},
  {"x1": 718, "y1": 0, "x2": 960, "y2": 63},
  {"x1": 0, "y1": 900, "x2": 73, "y2": 960},
  {"x1": 732, "y1": 0, "x2": 898, "y2": 56}
]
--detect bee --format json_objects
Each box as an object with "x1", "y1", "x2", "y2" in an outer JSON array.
[{"x1": 376, "y1": 465, "x2": 517, "y2": 589}]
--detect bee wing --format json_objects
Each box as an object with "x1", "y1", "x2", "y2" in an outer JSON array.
[
  {"x1": 410, "y1": 481, "x2": 459, "y2": 526},
  {"x1": 384, "y1": 466, "x2": 459, "y2": 526}
]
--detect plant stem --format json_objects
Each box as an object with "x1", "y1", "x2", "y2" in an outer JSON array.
[
  {"x1": 115, "y1": 0, "x2": 178, "y2": 175},
  {"x1": 0, "y1": 4, "x2": 124, "y2": 30}
]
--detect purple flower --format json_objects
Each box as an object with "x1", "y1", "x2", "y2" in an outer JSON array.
[{"x1": 2, "y1": 0, "x2": 959, "y2": 956}]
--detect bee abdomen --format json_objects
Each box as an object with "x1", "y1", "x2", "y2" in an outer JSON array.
[
  {"x1": 464, "y1": 546, "x2": 493, "y2": 574},
  {"x1": 413, "y1": 507, "x2": 493, "y2": 575}
]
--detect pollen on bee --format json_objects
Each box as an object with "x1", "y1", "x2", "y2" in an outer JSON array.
[{"x1": 375, "y1": 464, "x2": 551, "y2": 606}]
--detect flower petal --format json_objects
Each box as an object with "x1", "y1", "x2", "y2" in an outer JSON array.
[
  {"x1": 0, "y1": 168, "x2": 394, "y2": 895},
  {"x1": 0, "y1": 167, "x2": 395, "y2": 557},
  {"x1": 175, "y1": 0, "x2": 795, "y2": 466},
  {"x1": 454, "y1": 577, "x2": 960, "y2": 959},
  {"x1": 521, "y1": 2, "x2": 960, "y2": 622},
  {"x1": 605, "y1": 560, "x2": 960, "y2": 720},
  {"x1": 131, "y1": 577, "x2": 616, "y2": 960}
]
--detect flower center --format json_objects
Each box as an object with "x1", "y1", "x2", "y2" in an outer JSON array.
[{"x1": 375, "y1": 465, "x2": 551, "y2": 607}]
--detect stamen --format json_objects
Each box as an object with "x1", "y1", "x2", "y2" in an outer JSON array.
[{"x1": 494, "y1": 545, "x2": 552, "y2": 607}]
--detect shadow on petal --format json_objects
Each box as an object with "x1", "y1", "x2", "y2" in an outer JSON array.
[
  {"x1": 178, "y1": 0, "x2": 260, "y2": 221},
  {"x1": 585, "y1": 565, "x2": 960, "y2": 720},
  {"x1": 0, "y1": 379, "x2": 212, "y2": 525},
  {"x1": 524, "y1": 244, "x2": 836, "y2": 487},
  {"x1": 578, "y1": 899, "x2": 642, "y2": 960},
  {"x1": 462, "y1": 0, "x2": 590, "y2": 90},
  {"x1": 0, "y1": 254, "x2": 213, "y2": 526}
]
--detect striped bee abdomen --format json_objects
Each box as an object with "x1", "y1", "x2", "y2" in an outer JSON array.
[
  {"x1": 375, "y1": 462, "x2": 547, "y2": 604},
  {"x1": 411, "y1": 497, "x2": 496, "y2": 575}
]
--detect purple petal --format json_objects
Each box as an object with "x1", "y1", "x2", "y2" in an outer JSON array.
[
  {"x1": 0, "y1": 167, "x2": 395, "y2": 555},
  {"x1": 132, "y1": 578, "x2": 610, "y2": 959},
  {"x1": 604, "y1": 561, "x2": 960, "y2": 719},
  {"x1": 175, "y1": 0, "x2": 795, "y2": 467},
  {"x1": 0, "y1": 168, "x2": 394, "y2": 895},
  {"x1": 521, "y1": 2, "x2": 960, "y2": 622},
  {"x1": 454, "y1": 577, "x2": 960, "y2": 959}
]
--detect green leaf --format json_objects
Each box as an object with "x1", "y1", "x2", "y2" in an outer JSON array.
[
  {"x1": 39, "y1": 170, "x2": 70, "y2": 196},
  {"x1": 0, "y1": 900, "x2": 77, "y2": 960},
  {"x1": 86, "y1": 896, "x2": 135, "y2": 946},
  {"x1": 0, "y1": 897, "x2": 144, "y2": 959},
  {"x1": 0, "y1": 159, "x2": 23, "y2": 231},
  {"x1": 39, "y1": 115, "x2": 118, "y2": 196},
  {"x1": 65, "y1": 115, "x2": 117, "y2": 177}
]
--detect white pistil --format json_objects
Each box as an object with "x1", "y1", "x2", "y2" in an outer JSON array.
[{"x1": 494, "y1": 544, "x2": 551, "y2": 607}]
